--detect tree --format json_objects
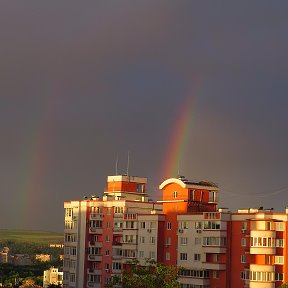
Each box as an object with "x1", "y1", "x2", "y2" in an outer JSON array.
[
  {"x1": 278, "y1": 284, "x2": 288, "y2": 288},
  {"x1": 109, "y1": 259, "x2": 180, "y2": 288}
]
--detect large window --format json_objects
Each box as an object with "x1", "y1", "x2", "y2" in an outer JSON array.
[
  {"x1": 250, "y1": 237, "x2": 274, "y2": 247},
  {"x1": 203, "y1": 221, "x2": 221, "y2": 230},
  {"x1": 203, "y1": 237, "x2": 226, "y2": 246},
  {"x1": 179, "y1": 269, "x2": 209, "y2": 278}
]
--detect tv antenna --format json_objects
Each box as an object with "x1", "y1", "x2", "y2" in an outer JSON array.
[
  {"x1": 126, "y1": 151, "x2": 130, "y2": 176},
  {"x1": 115, "y1": 153, "x2": 119, "y2": 175}
]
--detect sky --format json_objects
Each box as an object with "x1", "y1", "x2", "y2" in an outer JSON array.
[{"x1": 1, "y1": 1, "x2": 288, "y2": 231}]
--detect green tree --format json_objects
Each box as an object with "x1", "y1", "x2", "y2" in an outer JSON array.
[
  {"x1": 109, "y1": 259, "x2": 180, "y2": 288},
  {"x1": 278, "y1": 284, "x2": 288, "y2": 288}
]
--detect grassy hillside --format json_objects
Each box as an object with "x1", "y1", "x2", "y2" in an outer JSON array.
[{"x1": 0, "y1": 229, "x2": 63, "y2": 244}]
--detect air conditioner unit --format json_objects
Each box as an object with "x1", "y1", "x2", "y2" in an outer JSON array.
[
  {"x1": 147, "y1": 229, "x2": 152, "y2": 233},
  {"x1": 178, "y1": 229, "x2": 184, "y2": 233},
  {"x1": 196, "y1": 229, "x2": 201, "y2": 234},
  {"x1": 105, "y1": 269, "x2": 110, "y2": 272},
  {"x1": 241, "y1": 229, "x2": 247, "y2": 233}
]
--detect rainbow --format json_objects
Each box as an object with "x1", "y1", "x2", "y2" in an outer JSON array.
[
  {"x1": 160, "y1": 93, "x2": 197, "y2": 181},
  {"x1": 17, "y1": 90, "x2": 58, "y2": 228}
]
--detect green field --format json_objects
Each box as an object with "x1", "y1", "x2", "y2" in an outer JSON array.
[{"x1": 0, "y1": 229, "x2": 63, "y2": 244}]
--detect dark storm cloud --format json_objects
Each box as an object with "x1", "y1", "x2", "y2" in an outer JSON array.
[{"x1": 0, "y1": 1, "x2": 288, "y2": 230}]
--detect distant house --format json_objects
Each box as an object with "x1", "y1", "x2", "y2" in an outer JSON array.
[
  {"x1": 43, "y1": 266, "x2": 63, "y2": 288},
  {"x1": 0, "y1": 247, "x2": 10, "y2": 263},
  {"x1": 35, "y1": 254, "x2": 51, "y2": 262}
]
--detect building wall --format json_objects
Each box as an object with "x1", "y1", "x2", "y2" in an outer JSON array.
[{"x1": 64, "y1": 175, "x2": 288, "y2": 288}]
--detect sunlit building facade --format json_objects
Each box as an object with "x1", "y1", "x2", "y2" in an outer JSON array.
[{"x1": 63, "y1": 175, "x2": 288, "y2": 288}]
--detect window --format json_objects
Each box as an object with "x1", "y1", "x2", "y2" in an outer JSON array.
[
  {"x1": 105, "y1": 263, "x2": 110, "y2": 270},
  {"x1": 150, "y1": 237, "x2": 155, "y2": 244},
  {"x1": 241, "y1": 255, "x2": 246, "y2": 263},
  {"x1": 274, "y1": 256, "x2": 284, "y2": 265},
  {"x1": 203, "y1": 221, "x2": 221, "y2": 230},
  {"x1": 65, "y1": 208, "x2": 73, "y2": 217},
  {"x1": 179, "y1": 221, "x2": 188, "y2": 229},
  {"x1": 275, "y1": 273, "x2": 284, "y2": 281},
  {"x1": 203, "y1": 237, "x2": 226, "y2": 247},
  {"x1": 106, "y1": 222, "x2": 111, "y2": 228},
  {"x1": 266, "y1": 222, "x2": 272, "y2": 230},
  {"x1": 189, "y1": 190, "x2": 195, "y2": 201},
  {"x1": 167, "y1": 222, "x2": 172, "y2": 230},
  {"x1": 180, "y1": 237, "x2": 188, "y2": 245},
  {"x1": 105, "y1": 250, "x2": 110, "y2": 256},
  {"x1": 139, "y1": 251, "x2": 144, "y2": 258},
  {"x1": 275, "y1": 239, "x2": 284, "y2": 247},
  {"x1": 136, "y1": 183, "x2": 144, "y2": 193},
  {"x1": 166, "y1": 252, "x2": 170, "y2": 260},
  {"x1": 166, "y1": 237, "x2": 171, "y2": 246},
  {"x1": 241, "y1": 238, "x2": 246, "y2": 246},
  {"x1": 88, "y1": 274, "x2": 100, "y2": 283},
  {"x1": 180, "y1": 253, "x2": 188, "y2": 261},
  {"x1": 140, "y1": 222, "x2": 146, "y2": 229},
  {"x1": 179, "y1": 269, "x2": 209, "y2": 278},
  {"x1": 70, "y1": 247, "x2": 77, "y2": 256},
  {"x1": 139, "y1": 236, "x2": 145, "y2": 244},
  {"x1": 105, "y1": 235, "x2": 110, "y2": 242},
  {"x1": 241, "y1": 222, "x2": 247, "y2": 230},
  {"x1": 266, "y1": 255, "x2": 271, "y2": 264},
  {"x1": 70, "y1": 273, "x2": 76, "y2": 283},
  {"x1": 194, "y1": 254, "x2": 201, "y2": 261},
  {"x1": 240, "y1": 271, "x2": 249, "y2": 280},
  {"x1": 251, "y1": 237, "x2": 273, "y2": 247},
  {"x1": 114, "y1": 206, "x2": 124, "y2": 214},
  {"x1": 149, "y1": 251, "x2": 155, "y2": 259},
  {"x1": 107, "y1": 207, "x2": 112, "y2": 215},
  {"x1": 214, "y1": 254, "x2": 219, "y2": 262},
  {"x1": 195, "y1": 222, "x2": 202, "y2": 229},
  {"x1": 213, "y1": 270, "x2": 219, "y2": 279},
  {"x1": 275, "y1": 222, "x2": 284, "y2": 231},
  {"x1": 112, "y1": 262, "x2": 122, "y2": 271},
  {"x1": 173, "y1": 191, "x2": 178, "y2": 198}
]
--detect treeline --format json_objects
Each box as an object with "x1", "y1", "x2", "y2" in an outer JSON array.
[{"x1": 0, "y1": 240, "x2": 63, "y2": 260}]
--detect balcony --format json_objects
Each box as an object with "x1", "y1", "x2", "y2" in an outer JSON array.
[
  {"x1": 113, "y1": 227, "x2": 123, "y2": 233},
  {"x1": 88, "y1": 254, "x2": 102, "y2": 262},
  {"x1": 87, "y1": 268, "x2": 102, "y2": 275},
  {"x1": 250, "y1": 246, "x2": 276, "y2": 255},
  {"x1": 114, "y1": 213, "x2": 124, "y2": 218},
  {"x1": 202, "y1": 246, "x2": 226, "y2": 253},
  {"x1": 203, "y1": 262, "x2": 226, "y2": 270},
  {"x1": 87, "y1": 282, "x2": 101, "y2": 288},
  {"x1": 88, "y1": 241, "x2": 103, "y2": 248},
  {"x1": 112, "y1": 254, "x2": 122, "y2": 259},
  {"x1": 90, "y1": 213, "x2": 103, "y2": 220},
  {"x1": 89, "y1": 227, "x2": 103, "y2": 234}
]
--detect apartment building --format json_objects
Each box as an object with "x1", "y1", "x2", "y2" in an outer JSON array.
[
  {"x1": 63, "y1": 175, "x2": 163, "y2": 288},
  {"x1": 63, "y1": 174, "x2": 288, "y2": 288}
]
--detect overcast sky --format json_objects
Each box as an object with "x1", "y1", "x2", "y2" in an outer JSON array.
[{"x1": 1, "y1": 1, "x2": 288, "y2": 231}]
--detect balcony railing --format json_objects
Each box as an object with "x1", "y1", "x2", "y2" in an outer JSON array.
[
  {"x1": 89, "y1": 227, "x2": 103, "y2": 234},
  {"x1": 90, "y1": 213, "x2": 103, "y2": 220},
  {"x1": 88, "y1": 254, "x2": 102, "y2": 262}
]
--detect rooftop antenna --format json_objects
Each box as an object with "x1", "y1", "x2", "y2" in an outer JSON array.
[
  {"x1": 115, "y1": 153, "x2": 119, "y2": 175},
  {"x1": 126, "y1": 151, "x2": 130, "y2": 177}
]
